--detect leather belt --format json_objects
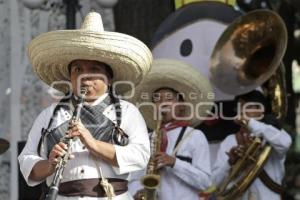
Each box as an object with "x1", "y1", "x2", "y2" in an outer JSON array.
[{"x1": 58, "y1": 178, "x2": 128, "y2": 197}]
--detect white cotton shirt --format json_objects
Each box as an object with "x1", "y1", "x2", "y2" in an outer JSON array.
[
  {"x1": 212, "y1": 119, "x2": 292, "y2": 200},
  {"x1": 18, "y1": 94, "x2": 150, "y2": 200},
  {"x1": 129, "y1": 126, "x2": 212, "y2": 200}
]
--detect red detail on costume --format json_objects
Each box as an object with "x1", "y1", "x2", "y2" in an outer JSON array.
[{"x1": 160, "y1": 121, "x2": 190, "y2": 152}]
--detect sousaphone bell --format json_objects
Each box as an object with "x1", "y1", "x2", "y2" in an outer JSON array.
[{"x1": 210, "y1": 9, "x2": 288, "y2": 199}]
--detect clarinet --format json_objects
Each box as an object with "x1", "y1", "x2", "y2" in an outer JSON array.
[{"x1": 45, "y1": 87, "x2": 88, "y2": 200}]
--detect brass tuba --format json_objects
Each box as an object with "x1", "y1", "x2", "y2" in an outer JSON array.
[
  {"x1": 209, "y1": 9, "x2": 288, "y2": 200},
  {"x1": 139, "y1": 118, "x2": 162, "y2": 200}
]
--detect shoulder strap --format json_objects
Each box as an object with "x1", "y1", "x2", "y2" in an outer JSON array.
[
  {"x1": 258, "y1": 169, "x2": 284, "y2": 195},
  {"x1": 113, "y1": 98, "x2": 122, "y2": 127},
  {"x1": 172, "y1": 127, "x2": 194, "y2": 157},
  {"x1": 109, "y1": 87, "x2": 122, "y2": 127},
  {"x1": 173, "y1": 126, "x2": 187, "y2": 151},
  {"x1": 37, "y1": 96, "x2": 71, "y2": 156}
]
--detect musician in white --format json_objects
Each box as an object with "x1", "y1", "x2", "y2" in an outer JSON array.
[
  {"x1": 18, "y1": 12, "x2": 152, "y2": 200},
  {"x1": 212, "y1": 90, "x2": 292, "y2": 200},
  {"x1": 128, "y1": 59, "x2": 214, "y2": 200}
]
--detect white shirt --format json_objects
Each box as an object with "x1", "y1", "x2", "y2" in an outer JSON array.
[
  {"x1": 129, "y1": 126, "x2": 212, "y2": 200},
  {"x1": 212, "y1": 119, "x2": 292, "y2": 200},
  {"x1": 18, "y1": 94, "x2": 150, "y2": 200}
]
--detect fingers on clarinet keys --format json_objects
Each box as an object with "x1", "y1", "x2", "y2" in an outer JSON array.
[
  {"x1": 68, "y1": 125, "x2": 79, "y2": 134},
  {"x1": 53, "y1": 144, "x2": 67, "y2": 156},
  {"x1": 55, "y1": 142, "x2": 75, "y2": 160},
  {"x1": 50, "y1": 143, "x2": 68, "y2": 161},
  {"x1": 69, "y1": 120, "x2": 80, "y2": 127},
  {"x1": 54, "y1": 154, "x2": 75, "y2": 161}
]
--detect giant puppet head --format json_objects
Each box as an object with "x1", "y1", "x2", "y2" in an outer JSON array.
[
  {"x1": 151, "y1": 1, "x2": 242, "y2": 101},
  {"x1": 150, "y1": 1, "x2": 243, "y2": 142}
]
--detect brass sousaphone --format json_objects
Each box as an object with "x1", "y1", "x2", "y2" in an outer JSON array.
[{"x1": 210, "y1": 9, "x2": 288, "y2": 199}]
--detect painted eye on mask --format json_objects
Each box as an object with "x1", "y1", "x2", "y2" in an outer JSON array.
[{"x1": 180, "y1": 39, "x2": 193, "y2": 57}]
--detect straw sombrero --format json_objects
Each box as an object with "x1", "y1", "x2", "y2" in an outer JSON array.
[
  {"x1": 129, "y1": 59, "x2": 214, "y2": 130},
  {"x1": 28, "y1": 12, "x2": 152, "y2": 94}
]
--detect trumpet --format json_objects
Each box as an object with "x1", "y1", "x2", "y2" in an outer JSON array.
[{"x1": 45, "y1": 87, "x2": 88, "y2": 200}]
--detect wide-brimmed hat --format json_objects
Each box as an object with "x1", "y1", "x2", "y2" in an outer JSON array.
[
  {"x1": 28, "y1": 12, "x2": 152, "y2": 94},
  {"x1": 129, "y1": 59, "x2": 214, "y2": 130}
]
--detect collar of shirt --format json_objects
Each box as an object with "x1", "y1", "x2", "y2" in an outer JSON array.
[
  {"x1": 87, "y1": 93, "x2": 109, "y2": 106},
  {"x1": 73, "y1": 93, "x2": 109, "y2": 106},
  {"x1": 161, "y1": 121, "x2": 189, "y2": 132}
]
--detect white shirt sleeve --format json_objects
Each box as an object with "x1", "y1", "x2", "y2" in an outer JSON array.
[
  {"x1": 18, "y1": 105, "x2": 54, "y2": 186},
  {"x1": 211, "y1": 136, "x2": 234, "y2": 187},
  {"x1": 170, "y1": 130, "x2": 212, "y2": 191},
  {"x1": 248, "y1": 119, "x2": 292, "y2": 158},
  {"x1": 113, "y1": 102, "x2": 150, "y2": 175},
  {"x1": 128, "y1": 169, "x2": 145, "y2": 196}
]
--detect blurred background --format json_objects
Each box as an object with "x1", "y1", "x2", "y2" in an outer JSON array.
[{"x1": 1, "y1": 0, "x2": 300, "y2": 199}]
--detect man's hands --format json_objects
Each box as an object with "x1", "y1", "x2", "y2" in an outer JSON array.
[
  {"x1": 226, "y1": 126, "x2": 254, "y2": 165},
  {"x1": 234, "y1": 116, "x2": 249, "y2": 128},
  {"x1": 48, "y1": 120, "x2": 93, "y2": 169},
  {"x1": 226, "y1": 145, "x2": 246, "y2": 165},
  {"x1": 48, "y1": 142, "x2": 68, "y2": 167},
  {"x1": 154, "y1": 152, "x2": 176, "y2": 169},
  {"x1": 30, "y1": 141, "x2": 71, "y2": 180},
  {"x1": 67, "y1": 120, "x2": 94, "y2": 145}
]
